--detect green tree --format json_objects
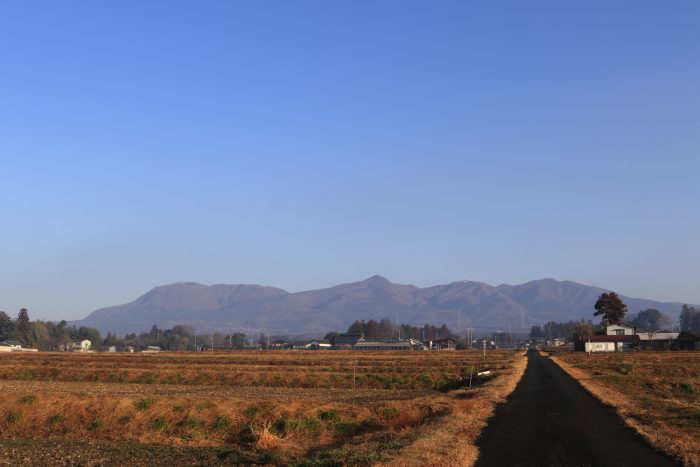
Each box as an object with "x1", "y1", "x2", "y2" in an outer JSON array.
[
  {"x1": 680, "y1": 305, "x2": 700, "y2": 335},
  {"x1": 529, "y1": 325, "x2": 545, "y2": 339},
  {"x1": 324, "y1": 332, "x2": 339, "y2": 345},
  {"x1": 16, "y1": 308, "x2": 30, "y2": 343},
  {"x1": 347, "y1": 320, "x2": 365, "y2": 334},
  {"x1": 629, "y1": 308, "x2": 666, "y2": 331},
  {"x1": 594, "y1": 292, "x2": 627, "y2": 326},
  {"x1": 0, "y1": 311, "x2": 14, "y2": 340}
]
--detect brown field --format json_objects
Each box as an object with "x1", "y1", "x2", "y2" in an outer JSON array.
[
  {"x1": 0, "y1": 350, "x2": 526, "y2": 466},
  {"x1": 550, "y1": 351, "x2": 700, "y2": 466}
]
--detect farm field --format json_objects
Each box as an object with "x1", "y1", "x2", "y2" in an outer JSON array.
[
  {"x1": 550, "y1": 351, "x2": 700, "y2": 466},
  {"x1": 0, "y1": 350, "x2": 526, "y2": 465}
]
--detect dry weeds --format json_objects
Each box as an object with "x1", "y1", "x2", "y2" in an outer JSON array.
[
  {"x1": 0, "y1": 350, "x2": 527, "y2": 465},
  {"x1": 385, "y1": 351, "x2": 528, "y2": 466}
]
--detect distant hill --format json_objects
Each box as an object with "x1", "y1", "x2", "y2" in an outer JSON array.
[{"x1": 71, "y1": 276, "x2": 693, "y2": 336}]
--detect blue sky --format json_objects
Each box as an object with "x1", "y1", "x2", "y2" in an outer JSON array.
[{"x1": 1, "y1": 1, "x2": 698, "y2": 320}]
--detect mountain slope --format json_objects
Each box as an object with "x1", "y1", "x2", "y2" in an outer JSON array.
[{"x1": 72, "y1": 277, "x2": 694, "y2": 336}]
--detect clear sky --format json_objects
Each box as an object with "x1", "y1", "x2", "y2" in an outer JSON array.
[{"x1": 1, "y1": 1, "x2": 698, "y2": 321}]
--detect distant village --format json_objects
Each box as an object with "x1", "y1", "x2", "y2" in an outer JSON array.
[{"x1": 2, "y1": 299, "x2": 699, "y2": 353}]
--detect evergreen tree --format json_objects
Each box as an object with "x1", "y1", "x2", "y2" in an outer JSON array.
[
  {"x1": 0, "y1": 311, "x2": 14, "y2": 340},
  {"x1": 594, "y1": 292, "x2": 627, "y2": 325},
  {"x1": 16, "y1": 308, "x2": 30, "y2": 343}
]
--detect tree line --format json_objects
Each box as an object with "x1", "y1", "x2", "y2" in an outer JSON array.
[
  {"x1": 333, "y1": 318, "x2": 455, "y2": 343},
  {"x1": 0, "y1": 308, "x2": 102, "y2": 351}
]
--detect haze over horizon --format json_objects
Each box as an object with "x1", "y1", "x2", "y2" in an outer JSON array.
[{"x1": 1, "y1": 1, "x2": 698, "y2": 321}]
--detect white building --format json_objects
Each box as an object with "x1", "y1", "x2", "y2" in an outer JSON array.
[
  {"x1": 66, "y1": 340, "x2": 91, "y2": 352},
  {"x1": 637, "y1": 331, "x2": 680, "y2": 341},
  {"x1": 606, "y1": 324, "x2": 636, "y2": 336},
  {"x1": 0, "y1": 342, "x2": 21, "y2": 352}
]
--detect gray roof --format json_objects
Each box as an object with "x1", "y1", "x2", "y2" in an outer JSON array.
[{"x1": 334, "y1": 333, "x2": 366, "y2": 344}]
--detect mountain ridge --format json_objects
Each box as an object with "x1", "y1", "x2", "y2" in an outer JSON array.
[{"x1": 71, "y1": 276, "x2": 695, "y2": 336}]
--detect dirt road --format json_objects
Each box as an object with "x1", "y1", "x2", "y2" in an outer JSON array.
[{"x1": 475, "y1": 350, "x2": 678, "y2": 466}]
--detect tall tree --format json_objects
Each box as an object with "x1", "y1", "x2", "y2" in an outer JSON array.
[
  {"x1": 680, "y1": 305, "x2": 699, "y2": 334},
  {"x1": 16, "y1": 308, "x2": 30, "y2": 342},
  {"x1": 594, "y1": 292, "x2": 627, "y2": 325},
  {"x1": 0, "y1": 311, "x2": 14, "y2": 340},
  {"x1": 630, "y1": 308, "x2": 666, "y2": 331}
]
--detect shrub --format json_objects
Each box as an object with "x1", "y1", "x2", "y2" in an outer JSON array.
[
  {"x1": 243, "y1": 405, "x2": 261, "y2": 419},
  {"x1": 235, "y1": 424, "x2": 258, "y2": 445},
  {"x1": 361, "y1": 417, "x2": 381, "y2": 431},
  {"x1": 151, "y1": 416, "x2": 167, "y2": 431},
  {"x1": 334, "y1": 420, "x2": 360, "y2": 436},
  {"x1": 271, "y1": 417, "x2": 287, "y2": 436},
  {"x1": 212, "y1": 415, "x2": 230, "y2": 431},
  {"x1": 118, "y1": 415, "x2": 132, "y2": 425},
  {"x1": 49, "y1": 413, "x2": 63, "y2": 424},
  {"x1": 6, "y1": 411, "x2": 21, "y2": 423},
  {"x1": 172, "y1": 404, "x2": 185, "y2": 413},
  {"x1": 318, "y1": 408, "x2": 339, "y2": 421},
  {"x1": 134, "y1": 398, "x2": 155, "y2": 411},
  {"x1": 297, "y1": 417, "x2": 320, "y2": 432},
  {"x1": 183, "y1": 416, "x2": 204, "y2": 430},
  {"x1": 87, "y1": 419, "x2": 103, "y2": 431},
  {"x1": 18, "y1": 395, "x2": 36, "y2": 404}
]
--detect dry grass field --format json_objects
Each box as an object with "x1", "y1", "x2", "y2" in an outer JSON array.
[
  {"x1": 0, "y1": 350, "x2": 526, "y2": 466},
  {"x1": 550, "y1": 351, "x2": 700, "y2": 466}
]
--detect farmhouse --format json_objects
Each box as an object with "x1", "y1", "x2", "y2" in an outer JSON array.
[
  {"x1": 579, "y1": 335, "x2": 640, "y2": 352},
  {"x1": 575, "y1": 323, "x2": 694, "y2": 352},
  {"x1": 606, "y1": 323, "x2": 636, "y2": 335},
  {"x1": 333, "y1": 333, "x2": 366, "y2": 350},
  {"x1": 61, "y1": 339, "x2": 91, "y2": 352}
]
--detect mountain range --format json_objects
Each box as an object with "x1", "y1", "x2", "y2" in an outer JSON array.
[{"x1": 71, "y1": 276, "x2": 693, "y2": 337}]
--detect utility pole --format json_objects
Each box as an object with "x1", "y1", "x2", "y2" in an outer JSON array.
[
  {"x1": 353, "y1": 358, "x2": 356, "y2": 392},
  {"x1": 483, "y1": 339, "x2": 486, "y2": 366}
]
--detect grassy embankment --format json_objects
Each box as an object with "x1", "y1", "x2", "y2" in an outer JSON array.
[
  {"x1": 0, "y1": 350, "x2": 527, "y2": 465},
  {"x1": 550, "y1": 351, "x2": 700, "y2": 466}
]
